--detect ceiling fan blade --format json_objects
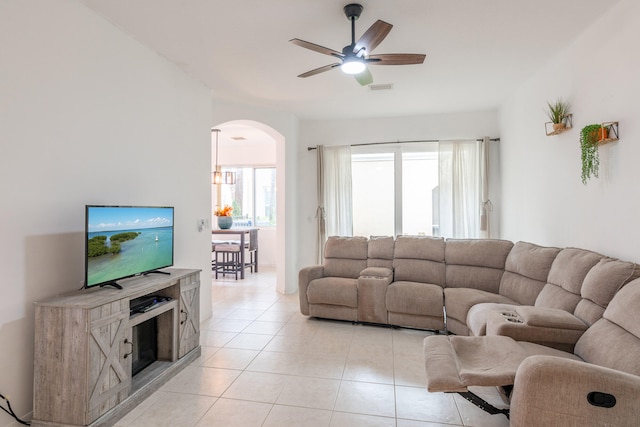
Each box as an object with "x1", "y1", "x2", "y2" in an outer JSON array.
[
  {"x1": 354, "y1": 20, "x2": 393, "y2": 55},
  {"x1": 298, "y1": 63, "x2": 341, "y2": 78},
  {"x1": 367, "y1": 53, "x2": 426, "y2": 65},
  {"x1": 289, "y1": 38, "x2": 343, "y2": 58},
  {"x1": 354, "y1": 68, "x2": 373, "y2": 86}
]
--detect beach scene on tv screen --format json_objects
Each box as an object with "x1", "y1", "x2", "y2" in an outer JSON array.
[{"x1": 87, "y1": 207, "x2": 173, "y2": 286}]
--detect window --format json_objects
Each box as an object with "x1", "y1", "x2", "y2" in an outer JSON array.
[
  {"x1": 219, "y1": 167, "x2": 276, "y2": 227},
  {"x1": 402, "y1": 151, "x2": 439, "y2": 235},
  {"x1": 352, "y1": 152, "x2": 394, "y2": 236},
  {"x1": 351, "y1": 143, "x2": 439, "y2": 237}
]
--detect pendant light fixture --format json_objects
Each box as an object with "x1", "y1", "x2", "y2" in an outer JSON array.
[{"x1": 212, "y1": 128, "x2": 236, "y2": 185}]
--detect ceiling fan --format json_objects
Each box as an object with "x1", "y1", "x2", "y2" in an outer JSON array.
[{"x1": 290, "y1": 3, "x2": 426, "y2": 86}]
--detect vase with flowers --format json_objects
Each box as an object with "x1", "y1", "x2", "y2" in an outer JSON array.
[{"x1": 214, "y1": 204, "x2": 234, "y2": 229}]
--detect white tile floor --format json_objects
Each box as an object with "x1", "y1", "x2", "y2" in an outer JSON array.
[{"x1": 115, "y1": 268, "x2": 510, "y2": 427}]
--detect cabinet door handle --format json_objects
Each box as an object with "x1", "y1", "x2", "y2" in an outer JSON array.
[
  {"x1": 123, "y1": 338, "x2": 133, "y2": 359},
  {"x1": 180, "y1": 309, "x2": 188, "y2": 325}
]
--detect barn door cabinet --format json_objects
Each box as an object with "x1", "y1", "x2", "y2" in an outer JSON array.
[{"x1": 31, "y1": 268, "x2": 201, "y2": 427}]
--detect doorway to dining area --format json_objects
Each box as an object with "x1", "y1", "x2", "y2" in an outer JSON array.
[{"x1": 211, "y1": 121, "x2": 278, "y2": 280}]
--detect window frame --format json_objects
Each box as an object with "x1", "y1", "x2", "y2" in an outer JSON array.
[{"x1": 220, "y1": 165, "x2": 276, "y2": 228}]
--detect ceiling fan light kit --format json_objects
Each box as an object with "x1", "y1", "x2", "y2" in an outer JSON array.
[
  {"x1": 290, "y1": 3, "x2": 426, "y2": 85},
  {"x1": 341, "y1": 58, "x2": 366, "y2": 74}
]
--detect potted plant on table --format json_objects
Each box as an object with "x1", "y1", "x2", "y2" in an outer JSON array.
[
  {"x1": 580, "y1": 124, "x2": 608, "y2": 185},
  {"x1": 214, "y1": 204, "x2": 234, "y2": 229},
  {"x1": 546, "y1": 99, "x2": 571, "y2": 132}
]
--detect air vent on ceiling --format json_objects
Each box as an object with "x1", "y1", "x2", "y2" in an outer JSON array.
[{"x1": 369, "y1": 83, "x2": 394, "y2": 91}]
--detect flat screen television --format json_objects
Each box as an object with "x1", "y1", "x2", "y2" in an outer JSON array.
[{"x1": 85, "y1": 205, "x2": 174, "y2": 289}]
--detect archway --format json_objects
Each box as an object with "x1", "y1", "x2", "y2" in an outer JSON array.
[{"x1": 211, "y1": 120, "x2": 287, "y2": 293}]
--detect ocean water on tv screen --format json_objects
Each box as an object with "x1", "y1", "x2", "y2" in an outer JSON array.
[{"x1": 86, "y1": 226, "x2": 173, "y2": 286}]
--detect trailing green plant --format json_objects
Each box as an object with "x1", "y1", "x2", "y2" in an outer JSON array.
[
  {"x1": 580, "y1": 124, "x2": 602, "y2": 185},
  {"x1": 546, "y1": 99, "x2": 571, "y2": 124}
]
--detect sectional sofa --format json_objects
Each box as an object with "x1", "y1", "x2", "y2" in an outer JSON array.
[
  {"x1": 298, "y1": 235, "x2": 640, "y2": 424},
  {"x1": 299, "y1": 235, "x2": 639, "y2": 351}
]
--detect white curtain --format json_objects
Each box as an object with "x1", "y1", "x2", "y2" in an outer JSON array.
[
  {"x1": 315, "y1": 145, "x2": 326, "y2": 264},
  {"x1": 315, "y1": 145, "x2": 353, "y2": 263},
  {"x1": 479, "y1": 136, "x2": 492, "y2": 238},
  {"x1": 323, "y1": 145, "x2": 353, "y2": 236},
  {"x1": 438, "y1": 140, "x2": 481, "y2": 238}
]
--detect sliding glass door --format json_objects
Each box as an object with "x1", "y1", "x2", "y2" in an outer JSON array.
[{"x1": 351, "y1": 143, "x2": 439, "y2": 237}]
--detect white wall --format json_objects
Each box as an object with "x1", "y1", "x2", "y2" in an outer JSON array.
[
  {"x1": 499, "y1": 0, "x2": 640, "y2": 263},
  {"x1": 0, "y1": 1, "x2": 213, "y2": 422},
  {"x1": 297, "y1": 111, "x2": 500, "y2": 267}
]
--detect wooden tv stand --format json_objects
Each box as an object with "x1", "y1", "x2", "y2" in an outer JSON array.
[{"x1": 31, "y1": 268, "x2": 201, "y2": 427}]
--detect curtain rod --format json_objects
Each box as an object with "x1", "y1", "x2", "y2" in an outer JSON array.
[{"x1": 306, "y1": 137, "x2": 500, "y2": 151}]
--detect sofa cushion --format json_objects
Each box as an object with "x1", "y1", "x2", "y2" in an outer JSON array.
[
  {"x1": 367, "y1": 235, "x2": 395, "y2": 268},
  {"x1": 445, "y1": 239, "x2": 514, "y2": 269},
  {"x1": 535, "y1": 248, "x2": 602, "y2": 312},
  {"x1": 574, "y1": 278, "x2": 640, "y2": 377},
  {"x1": 444, "y1": 239, "x2": 513, "y2": 293},
  {"x1": 574, "y1": 320, "x2": 640, "y2": 378},
  {"x1": 394, "y1": 235, "x2": 445, "y2": 260},
  {"x1": 443, "y1": 288, "x2": 516, "y2": 335},
  {"x1": 386, "y1": 281, "x2": 444, "y2": 317},
  {"x1": 547, "y1": 248, "x2": 603, "y2": 294},
  {"x1": 573, "y1": 257, "x2": 640, "y2": 326},
  {"x1": 446, "y1": 265, "x2": 505, "y2": 293},
  {"x1": 601, "y1": 277, "x2": 640, "y2": 342},
  {"x1": 499, "y1": 242, "x2": 561, "y2": 305},
  {"x1": 324, "y1": 235, "x2": 368, "y2": 259},
  {"x1": 307, "y1": 277, "x2": 358, "y2": 307},
  {"x1": 581, "y1": 257, "x2": 640, "y2": 307},
  {"x1": 323, "y1": 236, "x2": 368, "y2": 278},
  {"x1": 324, "y1": 258, "x2": 368, "y2": 279},
  {"x1": 393, "y1": 236, "x2": 446, "y2": 285}
]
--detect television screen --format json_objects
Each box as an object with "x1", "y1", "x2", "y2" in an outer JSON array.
[{"x1": 85, "y1": 205, "x2": 174, "y2": 288}]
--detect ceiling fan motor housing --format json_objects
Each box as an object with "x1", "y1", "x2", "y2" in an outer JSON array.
[{"x1": 343, "y1": 3, "x2": 363, "y2": 21}]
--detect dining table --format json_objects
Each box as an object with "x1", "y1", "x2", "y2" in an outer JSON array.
[{"x1": 211, "y1": 227, "x2": 259, "y2": 279}]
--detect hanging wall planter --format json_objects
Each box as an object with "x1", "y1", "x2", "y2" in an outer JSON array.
[
  {"x1": 544, "y1": 99, "x2": 572, "y2": 136},
  {"x1": 580, "y1": 124, "x2": 607, "y2": 185},
  {"x1": 579, "y1": 122, "x2": 619, "y2": 185}
]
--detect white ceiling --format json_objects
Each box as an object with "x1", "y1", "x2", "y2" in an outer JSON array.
[{"x1": 80, "y1": 0, "x2": 619, "y2": 121}]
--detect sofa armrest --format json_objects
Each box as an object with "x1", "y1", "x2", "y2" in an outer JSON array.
[
  {"x1": 486, "y1": 308, "x2": 587, "y2": 352},
  {"x1": 298, "y1": 265, "x2": 324, "y2": 315},
  {"x1": 514, "y1": 306, "x2": 588, "y2": 330},
  {"x1": 511, "y1": 355, "x2": 640, "y2": 427},
  {"x1": 357, "y1": 267, "x2": 393, "y2": 324},
  {"x1": 360, "y1": 266, "x2": 393, "y2": 279}
]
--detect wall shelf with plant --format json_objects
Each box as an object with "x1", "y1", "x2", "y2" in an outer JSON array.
[
  {"x1": 597, "y1": 121, "x2": 619, "y2": 145},
  {"x1": 580, "y1": 122, "x2": 619, "y2": 185},
  {"x1": 544, "y1": 99, "x2": 572, "y2": 136}
]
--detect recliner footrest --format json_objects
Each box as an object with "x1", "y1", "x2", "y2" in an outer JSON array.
[{"x1": 424, "y1": 335, "x2": 529, "y2": 392}]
